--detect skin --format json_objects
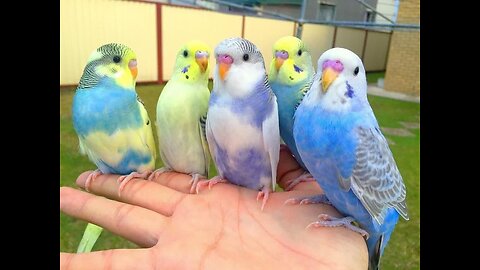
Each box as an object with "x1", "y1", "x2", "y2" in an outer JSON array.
[{"x1": 60, "y1": 148, "x2": 368, "y2": 270}]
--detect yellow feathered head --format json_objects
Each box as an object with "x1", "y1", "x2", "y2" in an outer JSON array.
[
  {"x1": 269, "y1": 36, "x2": 313, "y2": 84},
  {"x1": 79, "y1": 43, "x2": 138, "y2": 89},
  {"x1": 172, "y1": 40, "x2": 211, "y2": 83}
]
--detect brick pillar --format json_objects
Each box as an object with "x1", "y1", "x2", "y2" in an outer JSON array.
[{"x1": 384, "y1": 0, "x2": 420, "y2": 96}]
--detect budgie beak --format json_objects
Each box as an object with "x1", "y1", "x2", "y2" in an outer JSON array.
[
  {"x1": 274, "y1": 50, "x2": 289, "y2": 71},
  {"x1": 217, "y1": 54, "x2": 233, "y2": 81},
  {"x1": 321, "y1": 67, "x2": 338, "y2": 93},
  {"x1": 129, "y1": 59, "x2": 138, "y2": 79},
  {"x1": 195, "y1": 51, "x2": 209, "y2": 73},
  {"x1": 275, "y1": 59, "x2": 284, "y2": 70}
]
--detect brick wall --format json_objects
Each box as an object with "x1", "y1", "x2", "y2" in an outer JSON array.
[{"x1": 384, "y1": 0, "x2": 420, "y2": 96}]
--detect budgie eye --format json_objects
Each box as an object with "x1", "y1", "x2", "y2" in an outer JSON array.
[
  {"x1": 297, "y1": 50, "x2": 302, "y2": 56},
  {"x1": 243, "y1": 54, "x2": 249, "y2": 61},
  {"x1": 354, "y1": 66, "x2": 359, "y2": 76},
  {"x1": 113, "y1": 56, "x2": 121, "y2": 63},
  {"x1": 183, "y1": 50, "x2": 188, "y2": 57}
]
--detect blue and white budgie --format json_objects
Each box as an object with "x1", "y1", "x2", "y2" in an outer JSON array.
[
  {"x1": 268, "y1": 36, "x2": 315, "y2": 191},
  {"x1": 293, "y1": 48, "x2": 409, "y2": 269},
  {"x1": 149, "y1": 41, "x2": 211, "y2": 193},
  {"x1": 72, "y1": 43, "x2": 156, "y2": 252},
  {"x1": 199, "y1": 37, "x2": 280, "y2": 210}
]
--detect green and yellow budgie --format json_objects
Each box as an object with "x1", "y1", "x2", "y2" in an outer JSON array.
[
  {"x1": 149, "y1": 41, "x2": 211, "y2": 193},
  {"x1": 268, "y1": 36, "x2": 315, "y2": 191},
  {"x1": 72, "y1": 43, "x2": 156, "y2": 252}
]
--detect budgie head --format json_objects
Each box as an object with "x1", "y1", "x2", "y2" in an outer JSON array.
[
  {"x1": 268, "y1": 36, "x2": 313, "y2": 84},
  {"x1": 305, "y1": 47, "x2": 367, "y2": 111},
  {"x1": 172, "y1": 40, "x2": 211, "y2": 83},
  {"x1": 78, "y1": 43, "x2": 138, "y2": 90},
  {"x1": 214, "y1": 37, "x2": 266, "y2": 97}
]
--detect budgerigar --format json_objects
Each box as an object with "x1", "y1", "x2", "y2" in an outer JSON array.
[
  {"x1": 268, "y1": 36, "x2": 315, "y2": 191},
  {"x1": 198, "y1": 37, "x2": 280, "y2": 210},
  {"x1": 292, "y1": 48, "x2": 409, "y2": 269},
  {"x1": 149, "y1": 41, "x2": 211, "y2": 193},
  {"x1": 72, "y1": 43, "x2": 156, "y2": 252}
]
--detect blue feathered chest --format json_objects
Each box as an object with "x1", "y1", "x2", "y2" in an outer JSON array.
[{"x1": 72, "y1": 79, "x2": 142, "y2": 136}]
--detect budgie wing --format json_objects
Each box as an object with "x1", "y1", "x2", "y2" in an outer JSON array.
[
  {"x1": 342, "y1": 126, "x2": 409, "y2": 225},
  {"x1": 205, "y1": 111, "x2": 220, "y2": 177},
  {"x1": 198, "y1": 114, "x2": 210, "y2": 176},
  {"x1": 262, "y1": 93, "x2": 280, "y2": 191},
  {"x1": 294, "y1": 74, "x2": 314, "y2": 112},
  {"x1": 137, "y1": 95, "x2": 157, "y2": 162}
]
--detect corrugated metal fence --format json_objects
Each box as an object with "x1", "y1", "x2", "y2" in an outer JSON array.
[{"x1": 60, "y1": 0, "x2": 391, "y2": 85}]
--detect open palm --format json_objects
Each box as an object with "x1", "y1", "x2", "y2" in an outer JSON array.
[{"x1": 60, "y1": 148, "x2": 368, "y2": 270}]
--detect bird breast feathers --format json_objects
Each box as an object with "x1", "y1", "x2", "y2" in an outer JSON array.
[
  {"x1": 81, "y1": 127, "x2": 152, "y2": 166},
  {"x1": 219, "y1": 62, "x2": 264, "y2": 98},
  {"x1": 207, "y1": 105, "x2": 264, "y2": 153}
]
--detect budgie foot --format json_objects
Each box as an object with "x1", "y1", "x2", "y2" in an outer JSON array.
[
  {"x1": 284, "y1": 194, "x2": 331, "y2": 206},
  {"x1": 189, "y1": 173, "x2": 207, "y2": 194},
  {"x1": 85, "y1": 169, "x2": 103, "y2": 192},
  {"x1": 256, "y1": 187, "x2": 271, "y2": 211},
  {"x1": 196, "y1": 176, "x2": 228, "y2": 194},
  {"x1": 284, "y1": 172, "x2": 316, "y2": 191},
  {"x1": 307, "y1": 214, "x2": 369, "y2": 239},
  {"x1": 147, "y1": 167, "x2": 172, "y2": 181},
  {"x1": 117, "y1": 171, "x2": 152, "y2": 196}
]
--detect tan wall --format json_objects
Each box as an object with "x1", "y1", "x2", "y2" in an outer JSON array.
[
  {"x1": 161, "y1": 5, "x2": 243, "y2": 80},
  {"x1": 60, "y1": 0, "x2": 158, "y2": 85},
  {"x1": 396, "y1": 0, "x2": 420, "y2": 24},
  {"x1": 384, "y1": 31, "x2": 420, "y2": 95},
  {"x1": 243, "y1": 17, "x2": 295, "y2": 70},
  {"x1": 384, "y1": 0, "x2": 420, "y2": 96},
  {"x1": 60, "y1": 1, "x2": 393, "y2": 85},
  {"x1": 363, "y1": 31, "x2": 391, "y2": 71},
  {"x1": 301, "y1": 24, "x2": 335, "y2": 68},
  {"x1": 334, "y1": 27, "x2": 366, "y2": 57}
]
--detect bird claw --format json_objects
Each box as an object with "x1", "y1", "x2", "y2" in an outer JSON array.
[
  {"x1": 147, "y1": 167, "x2": 172, "y2": 181},
  {"x1": 85, "y1": 169, "x2": 103, "y2": 192},
  {"x1": 256, "y1": 188, "x2": 271, "y2": 211},
  {"x1": 195, "y1": 176, "x2": 227, "y2": 194},
  {"x1": 284, "y1": 172, "x2": 316, "y2": 191},
  {"x1": 306, "y1": 214, "x2": 369, "y2": 239},
  {"x1": 284, "y1": 194, "x2": 331, "y2": 205},
  {"x1": 117, "y1": 171, "x2": 151, "y2": 197},
  {"x1": 189, "y1": 173, "x2": 207, "y2": 194}
]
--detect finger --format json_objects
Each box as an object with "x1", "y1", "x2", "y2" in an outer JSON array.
[
  {"x1": 76, "y1": 171, "x2": 187, "y2": 216},
  {"x1": 149, "y1": 171, "x2": 195, "y2": 194},
  {"x1": 60, "y1": 249, "x2": 152, "y2": 270},
  {"x1": 60, "y1": 187, "x2": 166, "y2": 247},
  {"x1": 277, "y1": 146, "x2": 323, "y2": 192}
]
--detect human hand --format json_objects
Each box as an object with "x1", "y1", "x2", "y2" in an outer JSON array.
[{"x1": 60, "y1": 147, "x2": 368, "y2": 269}]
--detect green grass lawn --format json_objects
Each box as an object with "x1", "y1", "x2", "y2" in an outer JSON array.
[
  {"x1": 366, "y1": 71, "x2": 385, "y2": 85},
  {"x1": 60, "y1": 83, "x2": 419, "y2": 269}
]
